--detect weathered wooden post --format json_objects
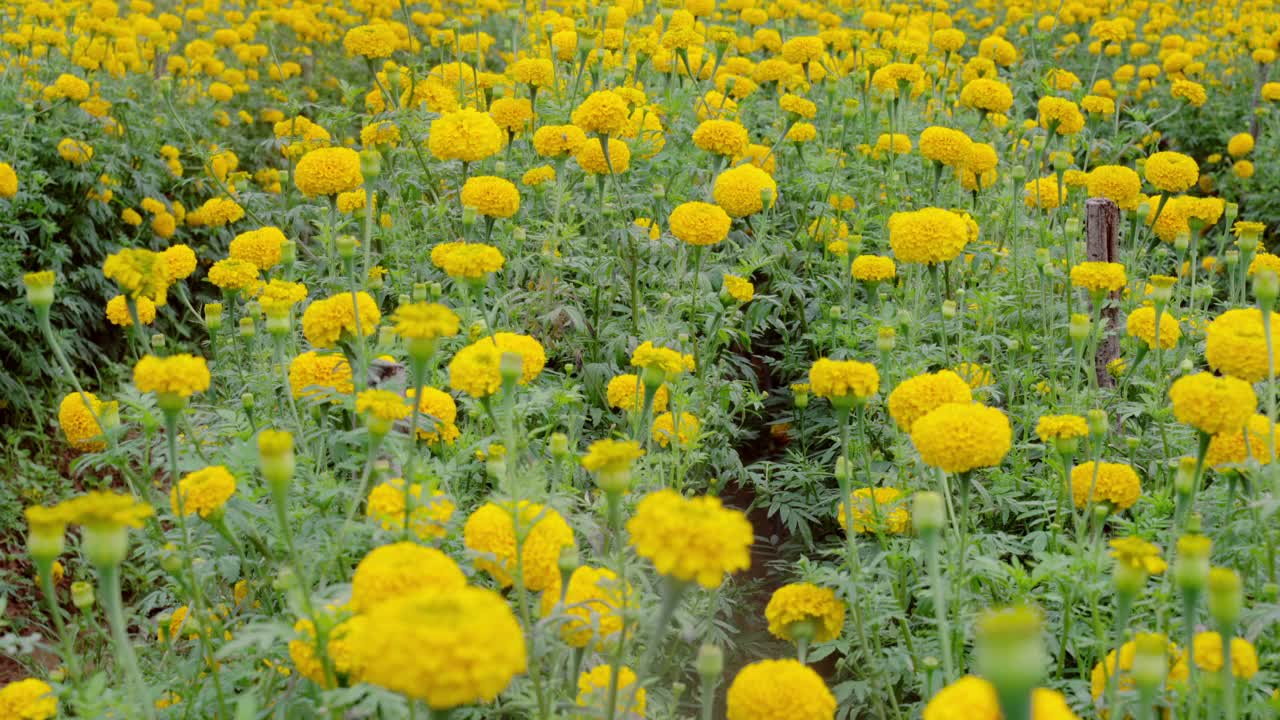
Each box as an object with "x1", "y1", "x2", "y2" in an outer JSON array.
[{"x1": 1086, "y1": 197, "x2": 1121, "y2": 387}]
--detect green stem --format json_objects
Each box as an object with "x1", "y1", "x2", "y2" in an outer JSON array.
[{"x1": 99, "y1": 565, "x2": 157, "y2": 720}]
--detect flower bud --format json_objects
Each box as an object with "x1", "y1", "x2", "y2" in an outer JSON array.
[
  {"x1": 1207, "y1": 567, "x2": 1243, "y2": 628},
  {"x1": 549, "y1": 432, "x2": 570, "y2": 458},
  {"x1": 1174, "y1": 232, "x2": 1190, "y2": 253},
  {"x1": 280, "y1": 240, "x2": 296, "y2": 266},
  {"x1": 975, "y1": 606, "x2": 1045, "y2": 705},
  {"x1": 696, "y1": 643, "x2": 724, "y2": 679},
  {"x1": 151, "y1": 333, "x2": 166, "y2": 352},
  {"x1": 238, "y1": 316, "x2": 255, "y2": 339},
  {"x1": 1010, "y1": 165, "x2": 1027, "y2": 181},
  {"x1": 913, "y1": 491, "x2": 946, "y2": 535},
  {"x1": 336, "y1": 235, "x2": 357, "y2": 260},
  {"x1": 241, "y1": 393, "x2": 255, "y2": 413},
  {"x1": 1064, "y1": 217, "x2": 1081, "y2": 236},
  {"x1": 499, "y1": 351, "x2": 524, "y2": 384},
  {"x1": 82, "y1": 523, "x2": 130, "y2": 568},
  {"x1": 23, "y1": 271, "x2": 55, "y2": 311},
  {"x1": 1069, "y1": 313, "x2": 1091, "y2": 341},
  {"x1": 828, "y1": 305, "x2": 842, "y2": 320},
  {"x1": 1174, "y1": 533, "x2": 1212, "y2": 595},
  {"x1": 1254, "y1": 270, "x2": 1279, "y2": 305},
  {"x1": 876, "y1": 327, "x2": 896, "y2": 353},
  {"x1": 1087, "y1": 409, "x2": 1108, "y2": 439},
  {"x1": 72, "y1": 581, "x2": 95, "y2": 611},
  {"x1": 1131, "y1": 632, "x2": 1168, "y2": 691},
  {"x1": 205, "y1": 302, "x2": 224, "y2": 332},
  {"x1": 834, "y1": 456, "x2": 851, "y2": 482},
  {"x1": 360, "y1": 148, "x2": 382, "y2": 178},
  {"x1": 941, "y1": 300, "x2": 957, "y2": 319},
  {"x1": 462, "y1": 205, "x2": 478, "y2": 228},
  {"x1": 558, "y1": 544, "x2": 579, "y2": 581},
  {"x1": 258, "y1": 429, "x2": 295, "y2": 492}
]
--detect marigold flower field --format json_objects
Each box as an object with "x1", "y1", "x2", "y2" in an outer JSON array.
[{"x1": 4, "y1": 0, "x2": 1280, "y2": 717}]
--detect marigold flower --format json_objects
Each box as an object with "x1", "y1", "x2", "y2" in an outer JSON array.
[
  {"x1": 532, "y1": 124, "x2": 588, "y2": 157},
  {"x1": 1205, "y1": 414, "x2": 1276, "y2": 469},
  {"x1": 1168, "y1": 373, "x2": 1256, "y2": 435},
  {"x1": 391, "y1": 302, "x2": 459, "y2": 342},
  {"x1": 294, "y1": 147, "x2": 363, "y2": 197},
  {"x1": 888, "y1": 208, "x2": 968, "y2": 266},
  {"x1": 581, "y1": 439, "x2": 645, "y2": 475},
  {"x1": 1087, "y1": 166, "x2": 1142, "y2": 210},
  {"x1": 366, "y1": 478, "x2": 455, "y2": 540},
  {"x1": 1071, "y1": 461, "x2": 1141, "y2": 510},
  {"x1": 1037, "y1": 96, "x2": 1085, "y2": 135},
  {"x1": 0, "y1": 162, "x2": 17, "y2": 198},
  {"x1": 289, "y1": 612, "x2": 365, "y2": 688},
  {"x1": 606, "y1": 374, "x2": 670, "y2": 413},
  {"x1": 959, "y1": 78, "x2": 1013, "y2": 113},
  {"x1": 58, "y1": 391, "x2": 109, "y2": 451},
  {"x1": 301, "y1": 293, "x2": 381, "y2": 348},
  {"x1": 713, "y1": 164, "x2": 777, "y2": 217},
  {"x1": 571, "y1": 90, "x2": 630, "y2": 135},
  {"x1": 103, "y1": 248, "x2": 170, "y2": 305},
  {"x1": 887, "y1": 371, "x2": 972, "y2": 432},
  {"x1": 464, "y1": 501, "x2": 574, "y2": 591},
  {"x1": 851, "y1": 255, "x2": 896, "y2": 282},
  {"x1": 1125, "y1": 306, "x2": 1180, "y2": 350},
  {"x1": 918, "y1": 126, "x2": 973, "y2": 168},
  {"x1": 924, "y1": 676, "x2": 1082, "y2": 720},
  {"x1": 652, "y1": 411, "x2": 700, "y2": 448},
  {"x1": 693, "y1": 119, "x2": 750, "y2": 156},
  {"x1": 627, "y1": 489, "x2": 752, "y2": 588},
  {"x1": 429, "y1": 108, "x2": 504, "y2": 163},
  {"x1": 0, "y1": 678, "x2": 58, "y2": 720},
  {"x1": 460, "y1": 176, "x2": 520, "y2": 218},
  {"x1": 669, "y1": 201, "x2": 732, "y2": 246},
  {"x1": 1070, "y1": 261, "x2": 1127, "y2": 293},
  {"x1": 229, "y1": 226, "x2": 287, "y2": 270},
  {"x1": 911, "y1": 403, "x2": 1011, "y2": 473},
  {"x1": 288, "y1": 351, "x2": 353, "y2": 400},
  {"x1": 765, "y1": 583, "x2": 845, "y2": 643},
  {"x1": 541, "y1": 566, "x2": 631, "y2": 649},
  {"x1": 350, "y1": 542, "x2": 466, "y2": 613},
  {"x1": 723, "y1": 274, "x2": 754, "y2": 302},
  {"x1": 575, "y1": 137, "x2": 631, "y2": 174},
  {"x1": 1144, "y1": 151, "x2": 1199, "y2": 193},
  {"x1": 1110, "y1": 536, "x2": 1167, "y2": 575},
  {"x1": 170, "y1": 465, "x2": 236, "y2": 518},
  {"x1": 207, "y1": 258, "x2": 261, "y2": 293},
  {"x1": 1035, "y1": 414, "x2": 1089, "y2": 443},
  {"x1": 133, "y1": 353, "x2": 210, "y2": 399},
  {"x1": 725, "y1": 659, "x2": 835, "y2": 720},
  {"x1": 1191, "y1": 632, "x2": 1259, "y2": 679},
  {"x1": 430, "y1": 241, "x2": 505, "y2": 279},
  {"x1": 355, "y1": 587, "x2": 526, "y2": 709},
  {"x1": 1089, "y1": 636, "x2": 1188, "y2": 701},
  {"x1": 343, "y1": 24, "x2": 399, "y2": 58},
  {"x1": 808, "y1": 358, "x2": 879, "y2": 403},
  {"x1": 105, "y1": 294, "x2": 156, "y2": 327},
  {"x1": 1205, "y1": 308, "x2": 1280, "y2": 382},
  {"x1": 838, "y1": 487, "x2": 910, "y2": 535}
]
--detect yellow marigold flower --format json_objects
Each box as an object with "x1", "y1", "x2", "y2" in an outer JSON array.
[
  {"x1": 693, "y1": 119, "x2": 750, "y2": 156},
  {"x1": 1233, "y1": 160, "x2": 1255, "y2": 179},
  {"x1": 0, "y1": 678, "x2": 58, "y2": 720},
  {"x1": 161, "y1": 244, "x2": 197, "y2": 281},
  {"x1": 1205, "y1": 308, "x2": 1280, "y2": 382},
  {"x1": 1035, "y1": 414, "x2": 1089, "y2": 442},
  {"x1": 581, "y1": 439, "x2": 645, "y2": 475},
  {"x1": 918, "y1": 126, "x2": 973, "y2": 168},
  {"x1": 366, "y1": 478, "x2": 454, "y2": 540},
  {"x1": 1024, "y1": 175, "x2": 1062, "y2": 210},
  {"x1": 133, "y1": 353, "x2": 210, "y2": 399},
  {"x1": 779, "y1": 93, "x2": 817, "y2": 119},
  {"x1": 1171, "y1": 79, "x2": 1207, "y2": 107},
  {"x1": 105, "y1": 294, "x2": 156, "y2": 327},
  {"x1": 301, "y1": 292, "x2": 381, "y2": 348},
  {"x1": 356, "y1": 388, "x2": 410, "y2": 429},
  {"x1": 850, "y1": 255, "x2": 896, "y2": 282},
  {"x1": 652, "y1": 411, "x2": 700, "y2": 448},
  {"x1": 911, "y1": 403, "x2": 1011, "y2": 473},
  {"x1": 229, "y1": 226, "x2": 287, "y2": 270},
  {"x1": 571, "y1": 90, "x2": 630, "y2": 135},
  {"x1": 1038, "y1": 96, "x2": 1085, "y2": 135},
  {"x1": 103, "y1": 248, "x2": 170, "y2": 304},
  {"x1": 255, "y1": 279, "x2": 308, "y2": 312},
  {"x1": 288, "y1": 351, "x2": 352, "y2": 400},
  {"x1": 428, "y1": 108, "x2": 504, "y2": 163},
  {"x1": 60, "y1": 490, "x2": 154, "y2": 530},
  {"x1": 606, "y1": 374, "x2": 670, "y2": 413},
  {"x1": 631, "y1": 341, "x2": 695, "y2": 377},
  {"x1": 1090, "y1": 635, "x2": 1188, "y2": 700},
  {"x1": 713, "y1": 164, "x2": 777, "y2": 218},
  {"x1": 736, "y1": 143, "x2": 777, "y2": 174},
  {"x1": 1227, "y1": 132, "x2": 1254, "y2": 158},
  {"x1": 404, "y1": 386, "x2": 460, "y2": 444},
  {"x1": 391, "y1": 302, "x2": 459, "y2": 341},
  {"x1": 887, "y1": 371, "x2": 972, "y2": 432},
  {"x1": 1205, "y1": 414, "x2": 1276, "y2": 469},
  {"x1": 1144, "y1": 151, "x2": 1199, "y2": 194},
  {"x1": 532, "y1": 124, "x2": 588, "y2": 157},
  {"x1": 627, "y1": 488, "x2": 752, "y2": 588},
  {"x1": 765, "y1": 583, "x2": 845, "y2": 643},
  {"x1": 355, "y1": 587, "x2": 526, "y2": 709},
  {"x1": 1081, "y1": 94, "x2": 1115, "y2": 115},
  {"x1": 187, "y1": 196, "x2": 244, "y2": 227},
  {"x1": 1070, "y1": 261, "x2": 1127, "y2": 293},
  {"x1": 509, "y1": 57, "x2": 555, "y2": 87},
  {"x1": 924, "y1": 676, "x2": 1082, "y2": 720},
  {"x1": 808, "y1": 216, "x2": 849, "y2": 243},
  {"x1": 170, "y1": 465, "x2": 236, "y2": 518},
  {"x1": 207, "y1": 258, "x2": 261, "y2": 293},
  {"x1": 1191, "y1": 632, "x2": 1258, "y2": 679},
  {"x1": 1086, "y1": 165, "x2": 1142, "y2": 210},
  {"x1": 838, "y1": 487, "x2": 910, "y2": 535},
  {"x1": 575, "y1": 137, "x2": 630, "y2": 175},
  {"x1": 575, "y1": 665, "x2": 645, "y2": 718},
  {"x1": 289, "y1": 612, "x2": 365, "y2": 687},
  {"x1": 1070, "y1": 461, "x2": 1141, "y2": 510},
  {"x1": 781, "y1": 35, "x2": 824, "y2": 64},
  {"x1": 808, "y1": 358, "x2": 879, "y2": 403},
  {"x1": 343, "y1": 24, "x2": 400, "y2": 58},
  {"x1": 1169, "y1": 373, "x2": 1257, "y2": 435},
  {"x1": 460, "y1": 176, "x2": 520, "y2": 218},
  {"x1": 873, "y1": 133, "x2": 913, "y2": 158},
  {"x1": 871, "y1": 62, "x2": 926, "y2": 98},
  {"x1": 1110, "y1": 536, "x2": 1167, "y2": 575},
  {"x1": 958, "y1": 78, "x2": 1013, "y2": 114},
  {"x1": 361, "y1": 120, "x2": 401, "y2": 148},
  {"x1": 430, "y1": 241, "x2": 505, "y2": 279},
  {"x1": 725, "y1": 659, "x2": 835, "y2": 720},
  {"x1": 786, "y1": 122, "x2": 818, "y2": 143},
  {"x1": 669, "y1": 201, "x2": 732, "y2": 246},
  {"x1": 0, "y1": 162, "x2": 18, "y2": 198},
  {"x1": 57, "y1": 138, "x2": 94, "y2": 164},
  {"x1": 541, "y1": 566, "x2": 631, "y2": 648},
  {"x1": 522, "y1": 166, "x2": 556, "y2": 187},
  {"x1": 1125, "y1": 306, "x2": 1180, "y2": 350},
  {"x1": 888, "y1": 207, "x2": 968, "y2": 266},
  {"x1": 464, "y1": 501, "x2": 574, "y2": 591},
  {"x1": 723, "y1": 274, "x2": 754, "y2": 302},
  {"x1": 294, "y1": 147, "x2": 363, "y2": 197},
  {"x1": 350, "y1": 541, "x2": 466, "y2": 613},
  {"x1": 58, "y1": 391, "x2": 108, "y2": 450},
  {"x1": 952, "y1": 363, "x2": 993, "y2": 390}
]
